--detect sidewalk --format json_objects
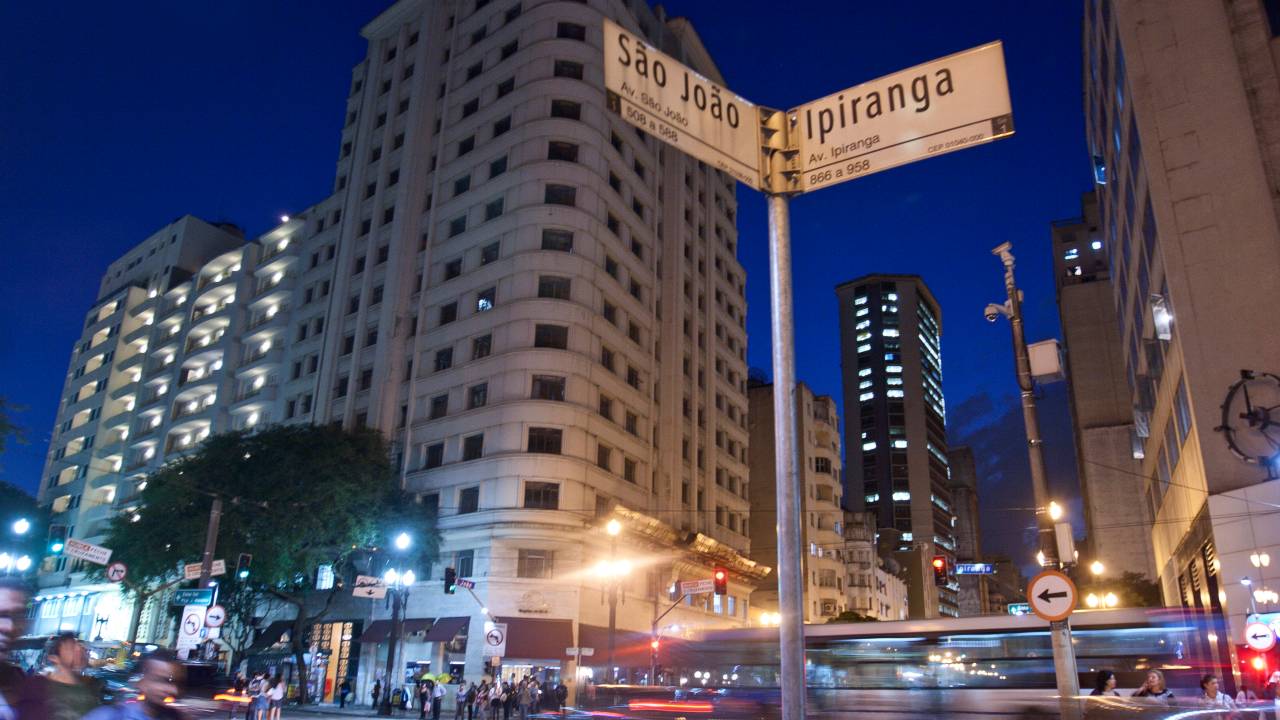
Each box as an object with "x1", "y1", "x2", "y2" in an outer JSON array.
[{"x1": 282, "y1": 703, "x2": 392, "y2": 717}]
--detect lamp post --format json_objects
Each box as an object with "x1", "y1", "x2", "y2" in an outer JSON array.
[
  {"x1": 378, "y1": 533, "x2": 415, "y2": 717},
  {"x1": 603, "y1": 519, "x2": 625, "y2": 685}
]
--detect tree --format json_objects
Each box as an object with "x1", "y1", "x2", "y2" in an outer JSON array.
[
  {"x1": 826, "y1": 610, "x2": 880, "y2": 624},
  {"x1": 0, "y1": 397, "x2": 24, "y2": 455},
  {"x1": 91, "y1": 424, "x2": 439, "y2": 703},
  {"x1": 1078, "y1": 571, "x2": 1163, "y2": 608},
  {"x1": 0, "y1": 481, "x2": 45, "y2": 566}
]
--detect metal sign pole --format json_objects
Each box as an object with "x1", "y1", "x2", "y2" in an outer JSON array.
[{"x1": 766, "y1": 191, "x2": 806, "y2": 720}]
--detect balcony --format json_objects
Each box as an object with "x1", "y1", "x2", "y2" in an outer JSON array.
[{"x1": 184, "y1": 329, "x2": 227, "y2": 354}]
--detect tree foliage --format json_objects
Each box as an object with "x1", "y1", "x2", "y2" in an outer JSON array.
[
  {"x1": 826, "y1": 610, "x2": 880, "y2": 624},
  {"x1": 0, "y1": 397, "x2": 27, "y2": 474},
  {"x1": 92, "y1": 424, "x2": 439, "y2": 701},
  {"x1": 0, "y1": 480, "x2": 45, "y2": 563},
  {"x1": 1079, "y1": 571, "x2": 1163, "y2": 608}
]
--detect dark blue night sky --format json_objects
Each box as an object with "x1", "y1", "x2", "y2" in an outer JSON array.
[{"x1": 0, "y1": 1, "x2": 1091, "y2": 564}]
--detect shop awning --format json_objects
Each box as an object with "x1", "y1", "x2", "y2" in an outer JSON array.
[
  {"x1": 501, "y1": 617, "x2": 573, "y2": 660},
  {"x1": 577, "y1": 625, "x2": 656, "y2": 668},
  {"x1": 359, "y1": 620, "x2": 391, "y2": 643},
  {"x1": 360, "y1": 618, "x2": 434, "y2": 643},
  {"x1": 403, "y1": 618, "x2": 435, "y2": 635},
  {"x1": 422, "y1": 616, "x2": 468, "y2": 642},
  {"x1": 248, "y1": 621, "x2": 294, "y2": 653}
]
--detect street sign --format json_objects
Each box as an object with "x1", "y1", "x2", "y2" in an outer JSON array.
[
  {"x1": 353, "y1": 574, "x2": 387, "y2": 599},
  {"x1": 564, "y1": 647, "x2": 595, "y2": 657},
  {"x1": 183, "y1": 559, "x2": 225, "y2": 581},
  {"x1": 1006, "y1": 602, "x2": 1031, "y2": 616},
  {"x1": 792, "y1": 41, "x2": 1013, "y2": 193},
  {"x1": 64, "y1": 538, "x2": 112, "y2": 565},
  {"x1": 1245, "y1": 621, "x2": 1277, "y2": 652},
  {"x1": 175, "y1": 605, "x2": 207, "y2": 652},
  {"x1": 1027, "y1": 569, "x2": 1077, "y2": 622},
  {"x1": 106, "y1": 561, "x2": 128, "y2": 583},
  {"x1": 954, "y1": 562, "x2": 995, "y2": 575},
  {"x1": 204, "y1": 604, "x2": 227, "y2": 629},
  {"x1": 455, "y1": 578, "x2": 476, "y2": 590},
  {"x1": 172, "y1": 588, "x2": 215, "y2": 606},
  {"x1": 680, "y1": 579, "x2": 716, "y2": 596},
  {"x1": 483, "y1": 623, "x2": 507, "y2": 658},
  {"x1": 603, "y1": 18, "x2": 764, "y2": 190}
]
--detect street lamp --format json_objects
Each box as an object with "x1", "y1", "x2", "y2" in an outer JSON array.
[
  {"x1": 602, "y1": 518, "x2": 628, "y2": 684},
  {"x1": 1047, "y1": 501, "x2": 1064, "y2": 522},
  {"x1": 379, "y1": 533, "x2": 414, "y2": 717},
  {"x1": 1250, "y1": 551, "x2": 1271, "y2": 568},
  {"x1": 1089, "y1": 561, "x2": 1105, "y2": 576},
  {"x1": 11, "y1": 518, "x2": 30, "y2": 536}
]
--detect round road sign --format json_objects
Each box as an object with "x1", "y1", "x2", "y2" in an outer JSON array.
[
  {"x1": 204, "y1": 604, "x2": 227, "y2": 629},
  {"x1": 106, "y1": 562, "x2": 128, "y2": 583},
  {"x1": 1027, "y1": 569, "x2": 1078, "y2": 623},
  {"x1": 1244, "y1": 622, "x2": 1276, "y2": 652}
]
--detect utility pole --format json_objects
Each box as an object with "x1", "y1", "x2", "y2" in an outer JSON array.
[
  {"x1": 198, "y1": 496, "x2": 222, "y2": 588},
  {"x1": 992, "y1": 242, "x2": 1080, "y2": 708}
]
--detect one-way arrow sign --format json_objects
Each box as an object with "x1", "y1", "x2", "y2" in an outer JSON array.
[
  {"x1": 1037, "y1": 589, "x2": 1069, "y2": 603},
  {"x1": 1027, "y1": 570, "x2": 1077, "y2": 623}
]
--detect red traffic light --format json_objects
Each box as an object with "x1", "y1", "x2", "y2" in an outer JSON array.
[
  {"x1": 714, "y1": 569, "x2": 727, "y2": 581},
  {"x1": 932, "y1": 556, "x2": 948, "y2": 587},
  {"x1": 713, "y1": 566, "x2": 728, "y2": 595},
  {"x1": 650, "y1": 639, "x2": 660, "y2": 650}
]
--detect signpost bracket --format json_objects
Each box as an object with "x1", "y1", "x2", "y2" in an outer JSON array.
[{"x1": 759, "y1": 107, "x2": 801, "y2": 195}]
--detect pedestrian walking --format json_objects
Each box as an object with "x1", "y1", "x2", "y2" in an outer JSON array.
[
  {"x1": 1237, "y1": 681, "x2": 1259, "y2": 705},
  {"x1": 1090, "y1": 670, "x2": 1119, "y2": 697},
  {"x1": 503, "y1": 681, "x2": 514, "y2": 720},
  {"x1": 247, "y1": 672, "x2": 269, "y2": 720},
  {"x1": 372, "y1": 680, "x2": 383, "y2": 709},
  {"x1": 339, "y1": 677, "x2": 352, "y2": 708},
  {"x1": 555, "y1": 681, "x2": 568, "y2": 714},
  {"x1": 1200, "y1": 674, "x2": 1237, "y2": 713},
  {"x1": 432, "y1": 677, "x2": 446, "y2": 720},
  {"x1": 466, "y1": 682, "x2": 479, "y2": 720},
  {"x1": 489, "y1": 682, "x2": 503, "y2": 720},
  {"x1": 456, "y1": 682, "x2": 469, "y2": 720},
  {"x1": 1131, "y1": 669, "x2": 1176, "y2": 707},
  {"x1": 517, "y1": 681, "x2": 532, "y2": 720},
  {"x1": 267, "y1": 674, "x2": 285, "y2": 720},
  {"x1": 419, "y1": 682, "x2": 432, "y2": 720}
]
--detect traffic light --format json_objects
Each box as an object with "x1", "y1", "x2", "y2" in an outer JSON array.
[
  {"x1": 48, "y1": 525, "x2": 67, "y2": 555},
  {"x1": 236, "y1": 553, "x2": 253, "y2": 580},
  {"x1": 650, "y1": 639, "x2": 660, "y2": 651},
  {"x1": 668, "y1": 581, "x2": 679, "y2": 601},
  {"x1": 932, "y1": 556, "x2": 948, "y2": 587},
  {"x1": 444, "y1": 566, "x2": 457, "y2": 594},
  {"x1": 713, "y1": 567, "x2": 728, "y2": 596}
]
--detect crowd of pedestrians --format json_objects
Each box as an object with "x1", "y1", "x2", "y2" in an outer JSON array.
[{"x1": 1089, "y1": 667, "x2": 1280, "y2": 715}]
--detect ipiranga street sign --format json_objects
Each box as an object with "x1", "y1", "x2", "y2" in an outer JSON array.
[
  {"x1": 793, "y1": 41, "x2": 1013, "y2": 193},
  {"x1": 603, "y1": 18, "x2": 763, "y2": 190}
]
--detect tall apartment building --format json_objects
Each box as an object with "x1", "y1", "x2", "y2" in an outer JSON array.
[
  {"x1": 836, "y1": 274, "x2": 955, "y2": 617},
  {"x1": 33, "y1": 210, "x2": 341, "y2": 639},
  {"x1": 1051, "y1": 193, "x2": 1155, "y2": 580},
  {"x1": 746, "y1": 380, "x2": 845, "y2": 622},
  {"x1": 294, "y1": 0, "x2": 760, "y2": 692},
  {"x1": 35, "y1": 0, "x2": 763, "y2": 690},
  {"x1": 947, "y1": 447, "x2": 989, "y2": 616},
  {"x1": 1084, "y1": 0, "x2": 1280, "y2": 651}
]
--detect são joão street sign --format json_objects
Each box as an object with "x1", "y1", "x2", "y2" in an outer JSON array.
[
  {"x1": 792, "y1": 41, "x2": 1013, "y2": 193},
  {"x1": 603, "y1": 18, "x2": 763, "y2": 190}
]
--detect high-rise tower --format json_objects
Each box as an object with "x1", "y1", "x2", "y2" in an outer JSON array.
[{"x1": 836, "y1": 274, "x2": 955, "y2": 617}]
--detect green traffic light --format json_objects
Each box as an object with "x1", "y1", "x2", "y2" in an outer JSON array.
[{"x1": 50, "y1": 541, "x2": 64, "y2": 554}]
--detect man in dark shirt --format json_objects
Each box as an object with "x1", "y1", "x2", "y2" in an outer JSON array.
[
  {"x1": 83, "y1": 649, "x2": 188, "y2": 720},
  {"x1": 42, "y1": 633, "x2": 103, "y2": 720}
]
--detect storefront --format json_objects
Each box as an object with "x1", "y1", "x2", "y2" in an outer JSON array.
[
  {"x1": 245, "y1": 619, "x2": 362, "y2": 703},
  {"x1": 490, "y1": 617, "x2": 573, "y2": 685}
]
